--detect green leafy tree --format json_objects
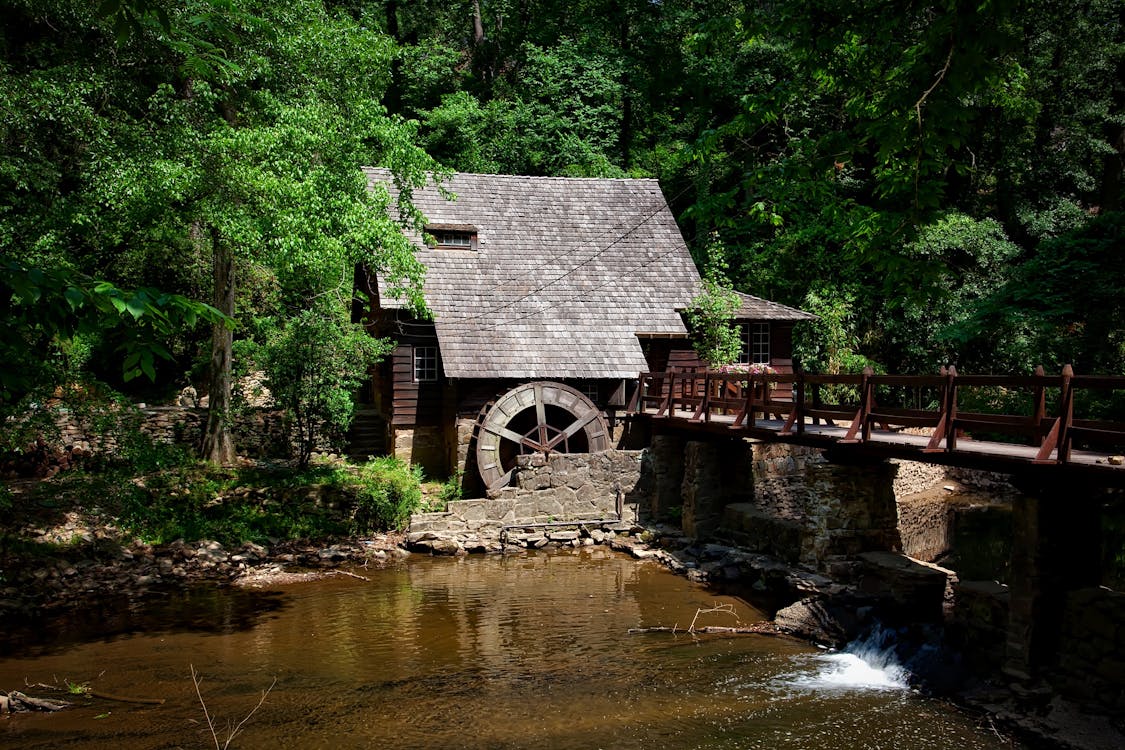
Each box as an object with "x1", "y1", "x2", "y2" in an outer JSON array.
[
  {"x1": 1, "y1": 0, "x2": 438, "y2": 463},
  {"x1": 260, "y1": 305, "x2": 391, "y2": 467}
]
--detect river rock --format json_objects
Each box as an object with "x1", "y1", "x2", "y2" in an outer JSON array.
[
  {"x1": 773, "y1": 597, "x2": 861, "y2": 648},
  {"x1": 197, "y1": 541, "x2": 227, "y2": 563}
]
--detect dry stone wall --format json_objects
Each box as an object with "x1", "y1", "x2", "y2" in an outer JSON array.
[
  {"x1": 407, "y1": 450, "x2": 650, "y2": 553},
  {"x1": 50, "y1": 404, "x2": 313, "y2": 459}
]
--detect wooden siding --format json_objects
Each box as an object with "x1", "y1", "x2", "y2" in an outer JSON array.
[{"x1": 389, "y1": 322, "x2": 444, "y2": 427}]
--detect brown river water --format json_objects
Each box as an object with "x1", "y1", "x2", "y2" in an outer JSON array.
[{"x1": 0, "y1": 548, "x2": 1016, "y2": 749}]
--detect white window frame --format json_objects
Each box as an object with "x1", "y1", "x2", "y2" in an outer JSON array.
[
  {"x1": 413, "y1": 346, "x2": 438, "y2": 382},
  {"x1": 434, "y1": 231, "x2": 472, "y2": 248},
  {"x1": 738, "y1": 323, "x2": 770, "y2": 365}
]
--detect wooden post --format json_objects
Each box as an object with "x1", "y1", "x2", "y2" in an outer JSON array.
[
  {"x1": 795, "y1": 365, "x2": 806, "y2": 436},
  {"x1": 626, "y1": 373, "x2": 643, "y2": 413},
  {"x1": 1058, "y1": 364, "x2": 1074, "y2": 463},
  {"x1": 946, "y1": 365, "x2": 959, "y2": 452},
  {"x1": 812, "y1": 380, "x2": 822, "y2": 426},
  {"x1": 842, "y1": 366, "x2": 873, "y2": 443},
  {"x1": 1032, "y1": 365, "x2": 1046, "y2": 446},
  {"x1": 695, "y1": 372, "x2": 711, "y2": 422},
  {"x1": 751, "y1": 373, "x2": 760, "y2": 427},
  {"x1": 657, "y1": 373, "x2": 675, "y2": 417},
  {"x1": 861, "y1": 369, "x2": 875, "y2": 442},
  {"x1": 924, "y1": 366, "x2": 952, "y2": 453}
]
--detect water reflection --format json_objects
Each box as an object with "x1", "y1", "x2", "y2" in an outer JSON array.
[
  {"x1": 0, "y1": 587, "x2": 289, "y2": 658},
  {"x1": 0, "y1": 549, "x2": 1017, "y2": 750}
]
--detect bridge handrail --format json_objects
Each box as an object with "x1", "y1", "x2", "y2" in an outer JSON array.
[{"x1": 630, "y1": 365, "x2": 1125, "y2": 465}]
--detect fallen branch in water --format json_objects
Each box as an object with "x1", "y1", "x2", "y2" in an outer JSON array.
[
  {"x1": 191, "y1": 664, "x2": 277, "y2": 750},
  {"x1": 22, "y1": 676, "x2": 163, "y2": 705},
  {"x1": 90, "y1": 690, "x2": 165, "y2": 705},
  {"x1": 333, "y1": 570, "x2": 370, "y2": 582},
  {"x1": 629, "y1": 603, "x2": 782, "y2": 637},
  {"x1": 688, "y1": 603, "x2": 739, "y2": 632},
  {"x1": 628, "y1": 621, "x2": 780, "y2": 636},
  {"x1": 1, "y1": 691, "x2": 71, "y2": 712}
]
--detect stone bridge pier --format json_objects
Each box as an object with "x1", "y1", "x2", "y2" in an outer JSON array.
[
  {"x1": 1003, "y1": 478, "x2": 1105, "y2": 682},
  {"x1": 651, "y1": 433, "x2": 1122, "y2": 705},
  {"x1": 649, "y1": 435, "x2": 901, "y2": 568}
]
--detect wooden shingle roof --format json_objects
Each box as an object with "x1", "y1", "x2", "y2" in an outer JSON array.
[
  {"x1": 731, "y1": 291, "x2": 817, "y2": 322},
  {"x1": 366, "y1": 169, "x2": 807, "y2": 379}
]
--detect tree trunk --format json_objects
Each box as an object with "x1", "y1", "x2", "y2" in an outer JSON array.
[
  {"x1": 202, "y1": 228, "x2": 236, "y2": 464},
  {"x1": 471, "y1": 0, "x2": 485, "y2": 46}
]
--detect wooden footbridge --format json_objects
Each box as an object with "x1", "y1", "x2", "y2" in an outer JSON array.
[{"x1": 627, "y1": 365, "x2": 1125, "y2": 488}]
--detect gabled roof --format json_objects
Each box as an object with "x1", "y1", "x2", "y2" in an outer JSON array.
[
  {"x1": 731, "y1": 291, "x2": 817, "y2": 322},
  {"x1": 366, "y1": 169, "x2": 808, "y2": 379}
]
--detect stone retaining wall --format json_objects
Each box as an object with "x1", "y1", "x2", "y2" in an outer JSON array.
[
  {"x1": 48, "y1": 404, "x2": 323, "y2": 459},
  {"x1": 407, "y1": 450, "x2": 649, "y2": 553},
  {"x1": 890, "y1": 459, "x2": 948, "y2": 498}
]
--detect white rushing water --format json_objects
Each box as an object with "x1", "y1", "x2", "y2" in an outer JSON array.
[{"x1": 784, "y1": 630, "x2": 911, "y2": 691}]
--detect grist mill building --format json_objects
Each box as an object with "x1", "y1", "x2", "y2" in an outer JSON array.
[{"x1": 358, "y1": 169, "x2": 814, "y2": 494}]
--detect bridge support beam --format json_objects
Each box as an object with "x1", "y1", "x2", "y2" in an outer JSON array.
[{"x1": 1004, "y1": 482, "x2": 1102, "y2": 681}]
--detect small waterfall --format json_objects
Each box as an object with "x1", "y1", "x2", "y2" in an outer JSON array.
[{"x1": 786, "y1": 627, "x2": 910, "y2": 691}]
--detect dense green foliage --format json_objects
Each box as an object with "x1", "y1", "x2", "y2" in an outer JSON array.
[
  {"x1": 256, "y1": 305, "x2": 393, "y2": 466},
  {"x1": 2, "y1": 0, "x2": 1123, "y2": 465},
  {"x1": 383, "y1": 0, "x2": 1122, "y2": 376},
  {"x1": 351, "y1": 456, "x2": 424, "y2": 533},
  {"x1": 1, "y1": 0, "x2": 437, "y2": 455},
  {"x1": 17, "y1": 451, "x2": 424, "y2": 546}
]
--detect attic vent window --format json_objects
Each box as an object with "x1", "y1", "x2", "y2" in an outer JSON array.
[{"x1": 427, "y1": 224, "x2": 478, "y2": 251}]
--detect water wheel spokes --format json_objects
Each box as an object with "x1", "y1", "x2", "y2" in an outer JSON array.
[{"x1": 475, "y1": 381, "x2": 610, "y2": 490}]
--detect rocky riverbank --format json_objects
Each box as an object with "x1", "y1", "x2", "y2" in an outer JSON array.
[
  {"x1": 4, "y1": 497, "x2": 1122, "y2": 750},
  {"x1": 0, "y1": 500, "x2": 408, "y2": 629}
]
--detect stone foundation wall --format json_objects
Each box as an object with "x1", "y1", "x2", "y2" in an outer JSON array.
[
  {"x1": 391, "y1": 425, "x2": 446, "y2": 476},
  {"x1": 890, "y1": 459, "x2": 948, "y2": 498},
  {"x1": 645, "y1": 434, "x2": 686, "y2": 520},
  {"x1": 897, "y1": 492, "x2": 955, "y2": 562},
  {"x1": 749, "y1": 443, "x2": 825, "y2": 521},
  {"x1": 681, "y1": 440, "x2": 754, "y2": 538},
  {"x1": 492, "y1": 450, "x2": 648, "y2": 524},
  {"x1": 800, "y1": 461, "x2": 901, "y2": 569},
  {"x1": 407, "y1": 450, "x2": 649, "y2": 551}
]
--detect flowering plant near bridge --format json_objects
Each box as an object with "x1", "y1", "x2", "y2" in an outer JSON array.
[
  {"x1": 712, "y1": 363, "x2": 778, "y2": 391},
  {"x1": 715, "y1": 363, "x2": 777, "y2": 377}
]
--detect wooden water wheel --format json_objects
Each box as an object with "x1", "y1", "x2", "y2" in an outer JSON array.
[{"x1": 475, "y1": 381, "x2": 610, "y2": 490}]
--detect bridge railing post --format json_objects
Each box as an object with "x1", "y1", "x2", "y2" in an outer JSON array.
[
  {"x1": 696, "y1": 371, "x2": 712, "y2": 422},
  {"x1": 1032, "y1": 365, "x2": 1046, "y2": 446},
  {"x1": 945, "y1": 365, "x2": 959, "y2": 452},
  {"x1": 795, "y1": 365, "x2": 806, "y2": 436},
  {"x1": 1058, "y1": 364, "x2": 1074, "y2": 463},
  {"x1": 842, "y1": 366, "x2": 873, "y2": 443},
  {"x1": 861, "y1": 368, "x2": 875, "y2": 442},
  {"x1": 812, "y1": 379, "x2": 822, "y2": 426}
]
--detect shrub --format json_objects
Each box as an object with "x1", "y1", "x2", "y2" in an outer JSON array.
[
  {"x1": 351, "y1": 457, "x2": 423, "y2": 533},
  {"x1": 259, "y1": 305, "x2": 391, "y2": 466}
]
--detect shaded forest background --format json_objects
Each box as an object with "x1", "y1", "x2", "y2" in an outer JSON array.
[{"x1": 2, "y1": 0, "x2": 1123, "y2": 447}]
